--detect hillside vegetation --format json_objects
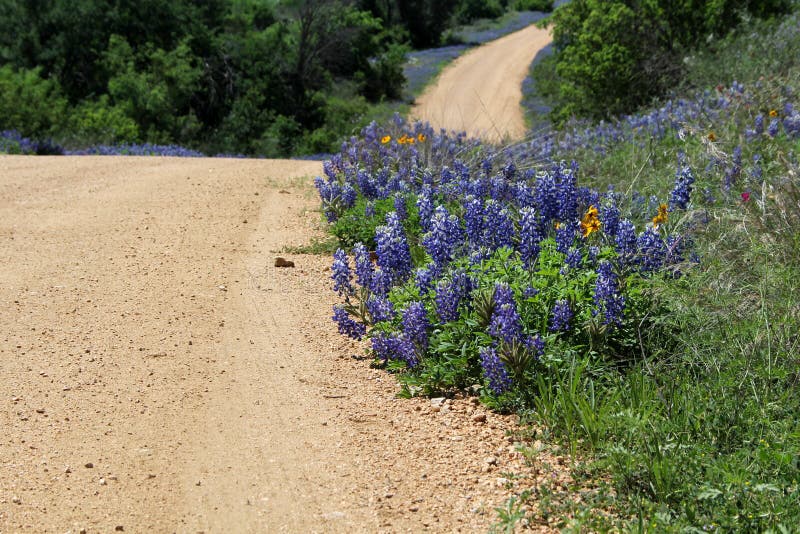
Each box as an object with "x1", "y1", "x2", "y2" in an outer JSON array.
[{"x1": 320, "y1": 5, "x2": 800, "y2": 531}]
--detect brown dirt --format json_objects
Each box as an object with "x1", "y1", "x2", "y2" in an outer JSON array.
[{"x1": 410, "y1": 23, "x2": 552, "y2": 143}]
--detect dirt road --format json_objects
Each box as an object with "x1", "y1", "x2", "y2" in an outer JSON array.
[
  {"x1": 1, "y1": 156, "x2": 569, "y2": 532},
  {"x1": 410, "y1": 23, "x2": 552, "y2": 142}
]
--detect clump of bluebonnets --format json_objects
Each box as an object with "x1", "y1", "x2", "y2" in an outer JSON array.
[{"x1": 323, "y1": 114, "x2": 700, "y2": 401}]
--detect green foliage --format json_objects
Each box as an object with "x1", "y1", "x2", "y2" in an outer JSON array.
[
  {"x1": 510, "y1": 0, "x2": 553, "y2": 11},
  {"x1": 62, "y1": 96, "x2": 139, "y2": 146},
  {"x1": 0, "y1": 65, "x2": 66, "y2": 137},
  {"x1": 538, "y1": 0, "x2": 793, "y2": 123},
  {"x1": 455, "y1": 0, "x2": 504, "y2": 24}
]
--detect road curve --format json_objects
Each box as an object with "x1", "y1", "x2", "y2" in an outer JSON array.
[{"x1": 410, "y1": 23, "x2": 552, "y2": 143}]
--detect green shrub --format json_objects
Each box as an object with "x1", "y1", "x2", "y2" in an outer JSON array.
[{"x1": 0, "y1": 65, "x2": 67, "y2": 137}]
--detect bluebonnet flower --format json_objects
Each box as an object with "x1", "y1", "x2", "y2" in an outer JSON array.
[
  {"x1": 767, "y1": 118, "x2": 780, "y2": 138},
  {"x1": 422, "y1": 205, "x2": 464, "y2": 268},
  {"x1": 588, "y1": 246, "x2": 600, "y2": 263},
  {"x1": 464, "y1": 196, "x2": 484, "y2": 247},
  {"x1": 375, "y1": 212, "x2": 413, "y2": 284},
  {"x1": 353, "y1": 243, "x2": 373, "y2": 288},
  {"x1": 600, "y1": 200, "x2": 620, "y2": 237},
  {"x1": 550, "y1": 299, "x2": 573, "y2": 332},
  {"x1": 489, "y1": 283, "x2": 522, "y2": 344},
  {"x1": 670, "y1": 164, "x2": 695, "y2": 211},
  {"x1": 751, "y1": 153, "x2": 763, "y2": 181},
  {"x1": 331, "y1": 249, "x2": 352, "y2": 296},
  {"x1": 593, "y1": 261, "x2": 625, "y2": 326},
  {"x1": 754, "y1": 114, "x2": 765, "y2": 136},
  {"x1": 435, "y1": 272, "x2": 473, "y2": 322},
  {"x1": 518, "y1": 207, "x2": 543, "y2": 267},
  {"x1": 372, "y1": 333, "x2": 418, "y2": 367},
  {"x1": 565, "y1": 248, "x2": 582, "y2": 269},
  {"x1": 402, "y1": 302, "x2": 430, "y2": 350},
  {"x1": 393, "y1": 193, "x2": 408, "y2": 220},
  {"x1": 415, "y1": 265, "x2": 437, "y2": 294},
  {"x1": 356, "y1": 169, "x2": 378, "y2": 199},
  {"x1": 480, "y1": 346, "x2": 512, "y2": 394},
  {"x1": 524, "y1": 334, "x2": 545, "y2": 359},
  {"x1": 416, "y1": 188, "x2": 434, "y2": 232},
  {"x1": 482, "y1": 200, "x2": 515, "y2": 251},
  {"x1": 364, "y1": 202, "x2": 375, "y2": 218},
  {"x1": 523, "y1": 286, "x2": 539, "y2": 299},
  {"x1": 366, "y1": 295, "x2": 395, "y2": 323},
  {"x1": 369, "y1": 268, "x2": 392, "y2": 297},
  {"x1": 333, "y1": 305, "x2": 366, "y2": 340},
  {"x1": 637, "y1": 228, "x2": 667, "y2": 272},
  {"x1": 555, "y1": 220, "x2": 578, "y2": 254},
  {"x1": 615, "y1": 219, "x2": 637, "y2": 266}
]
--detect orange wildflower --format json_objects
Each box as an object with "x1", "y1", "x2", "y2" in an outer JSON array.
[{"x1": 417, "y1": 133, "x2": 427, "y2": 142}]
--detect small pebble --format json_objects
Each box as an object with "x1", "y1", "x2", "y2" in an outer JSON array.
[
  {"x1": 472, "y1": 413, "x2": 487, "y2": 423},
  {"x1": 85, "y1": 462, "x2": 94, "y2": 469}
]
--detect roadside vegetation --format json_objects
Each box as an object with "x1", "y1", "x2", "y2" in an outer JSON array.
[
  {"x1": 320, "y1": 5, "x2": 800, "y2": 531},
  {"x1": 0, "y1": 0, "x2": 551, "y2": 158}
]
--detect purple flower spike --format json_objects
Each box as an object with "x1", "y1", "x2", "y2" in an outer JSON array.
[{"x1": 480, "y1": 346, "x2": 512, "y2": 394}]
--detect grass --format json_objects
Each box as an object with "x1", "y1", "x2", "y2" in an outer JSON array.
[{"x1": 489, "y1": 12, "x2": 800, "y2": 532}]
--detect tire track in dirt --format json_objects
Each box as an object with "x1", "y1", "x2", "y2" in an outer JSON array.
[{"x1": 410, "y1": 23, "x2": 552, "y2": 142}]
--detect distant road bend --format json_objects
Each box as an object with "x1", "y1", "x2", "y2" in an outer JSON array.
[{"x1": 410, "y1": 23, "x2": 552, "y2": 142}]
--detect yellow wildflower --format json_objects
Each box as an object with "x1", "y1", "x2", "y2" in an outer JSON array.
[
  {"x1": 769, "y1": 109, "x2": 778, "y2": 118},
  {"x1": 398, "y1": 135, "x2": 408, "y2": 145},
  {"x1": 652, "y1": 203, "x2": 669, "y2": 226},
  {"x1": 417, "y1": 133, "x2": 427, "y2": 142},
  {"x1": 707, "y1": 132, "x2": 717, "y2": 142},
  {"x1": 381, "y1": 135, "x2": 391, "y2": 144},
  {"x1": 580, "y1": 205, "x2": 601, "y2": 237}
]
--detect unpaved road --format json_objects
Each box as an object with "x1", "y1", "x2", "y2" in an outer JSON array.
[
  {"x1": 0, "y1": 156, "x2": 571, "y2": 533},
  {"x1": 1, "y1": 23, "x2": 570, "y2": 534},
  {"x1": 410, "y1": 23, "x2": 552, "y2": 142}
]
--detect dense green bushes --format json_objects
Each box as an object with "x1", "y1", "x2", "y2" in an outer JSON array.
[{"x1": 535, "y1": 0, "x2": 793, "y2": 124}]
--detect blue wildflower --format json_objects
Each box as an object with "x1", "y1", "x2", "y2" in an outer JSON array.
[
  {"x1": 555, "y1": 220, "x2": 578, "y2": 254},
  {"x1": 372, "y1": 333, "x2": 418, "y2": 367},
  {"x1": 402, "y1": 302, "x2": 430, "y2": 351},
  {"x1": 615, "y1": 219, "x2": 637, "y2": 266},
  {"x1": 422, "y1": 205, "x2": 464, "y2": 268},
  {"x1": 637, "y1": 228, "x2": 667, "y2": 273},
  {"x1": 489, "y1": 283, "x2": 522, "y2": 344},
  {"x1": 593, "y1": 261, "x2": 625, "y2": 326},
  {"x1": 332, "y1": 305, "x2": 366, "y2": 340},
  {"x1": 375, "y1": 211, "x2": 413, "y2": 284},
  {"x1": 366, "y1": 295, "x2": 395, "y2": 323},
  {"x1": 768, "y1": 118, "x2": 780, "y2": 138},
  {"x1": 670, "y1": 164, "x2": 695, "y2": 211},
  {"x1": 482, "y1": 200, "x2": 514, "y2": 251},
  {"x1": 480, "y1": 346, "x2": 512, "y2": 394},
  {"x1": 353, "y1": 243, "x2": 373, "y2": 288},
  {"x1": 550, "y1": 300, "x2": 573, "y2": 332},
  {"x1": 331, "y1": 249, "x2": 352, "y2": 296},
  {"x1": 435, "y1": 272, "x2": 473, "y2": 322},
  {"x1": 565, "y1": 248, "x2": 582, "y2": 269},
  {"x1": 524, "y1": 334, "x2": 545, "y2": 359},
  {"x1": 416, "y1": 188, "x2": 434, "y2": 232},
  {"x1": 393, "y1": 193, "x2": 407, "y2": 220},
  {"x1": 518, "y1": 207, "x2": 543, "y2": 267}
]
